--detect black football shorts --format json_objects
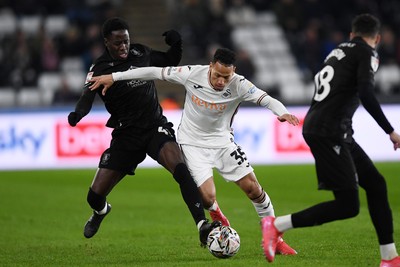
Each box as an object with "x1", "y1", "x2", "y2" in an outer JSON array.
[
  {"x1": 303, "y1": 133, "x2": 358, "y2": 191},
  {"x1": 98, "y1": 122, "x2": 176, "y2": 175}
]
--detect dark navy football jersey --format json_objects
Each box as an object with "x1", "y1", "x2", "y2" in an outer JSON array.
[
  {"x1": 75, "y1": 43, "x2": 181, "y2": 131},
  {"x1": 303, "y1": 36, "x2": 393, "y2": 139}
]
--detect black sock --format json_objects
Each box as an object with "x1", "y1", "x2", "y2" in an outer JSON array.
[
  {"x1": 173, "y1": 163, "x2": 206, "y2": 225},
  {"x1": 87, "y1": 187, "x2": 106, "y2": 212},
  {"x1": 292, "y1": 190, "x2": 359, "y2": 227}
]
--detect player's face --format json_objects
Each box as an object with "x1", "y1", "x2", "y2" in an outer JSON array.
[
  {"x1": 104, "y1": 29, "x2": 130, "y2": 60},
  {"x1": 209, "y1": 61, "x2": 235, "y2": 91}
]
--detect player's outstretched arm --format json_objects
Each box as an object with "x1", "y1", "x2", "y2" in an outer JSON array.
[
  {"x1": 259, "y1": 94, "x2": 300, "y2": 126},
  {"x1": 90, "y1": 67, "x2": 164, "y2": 95}
]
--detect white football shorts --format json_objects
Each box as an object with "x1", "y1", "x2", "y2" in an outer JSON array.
[{"x1": 180, "y1": 143, "x2": 254, "y2": 187}]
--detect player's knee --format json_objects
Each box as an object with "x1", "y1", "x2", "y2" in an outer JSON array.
[
  {"x1": 363, "y1": 173, "x2": 387, "y2": 196},
  {"x1": 335, "y1": 190, "x2": 360, "y2": 219},
  {"x1": 343, "y1": 202, "x2": 360, "y2": 218},
  {"x1": 87, "y1": 187, "x2": 106, "y2": 211}
]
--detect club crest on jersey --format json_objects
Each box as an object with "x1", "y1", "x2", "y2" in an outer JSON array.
[
  {"x1": 85, "y1": 72, "x2": 93, "y2": 83},
  {"x1": 371, "y1": 56, "x2": 379, "y2": 72},
  {"x1": 222, "y1": 88, "x2": 231, "y2": 98}
]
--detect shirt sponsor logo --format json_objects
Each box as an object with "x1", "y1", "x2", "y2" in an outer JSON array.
[
  {"x1": 127, "y1": 79, "x2": 147, "y2": 87},
  {"x1": 191, "y1": 95, "x2": 227, "y2": 111},
  {"x1": 130, "y1": 48, "x2": 143, "y2": 56}
]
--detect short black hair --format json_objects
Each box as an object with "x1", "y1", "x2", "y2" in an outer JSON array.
[
  {"x1": 213, "y1": 48, "x2": 236, "y2": 66},
  {"x1": 352, "y1": 14, "x2": 380, "y2": 38},
  {"x1": 102, "y1": 17, "x2": 129, "y2": 38}
]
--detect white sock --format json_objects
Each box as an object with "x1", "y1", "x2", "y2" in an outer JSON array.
[
  {"x1": 208, "y1": 201, "x2": 218, "y2": 211},
  {"x1": 95, "y1": 202, "x2": 108, "y2": 215},
  {"x1": 197, "y1": 219, "x2": 206, "y2": 231},
  {"x1": 253, "y1": 191, "x2": 275, "y2": 217},
  {"x1": 380, "y1": 243, "x2": 398, "y2": 260},
  {"x1": 274, "y1": 215, "x2": 293, "y2": 233}
]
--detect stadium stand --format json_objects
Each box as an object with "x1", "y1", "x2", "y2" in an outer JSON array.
[{"x1": 0, "y1": 0, "x2": 399, "y2": 108}]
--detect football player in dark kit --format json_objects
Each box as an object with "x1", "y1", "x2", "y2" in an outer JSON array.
[
  {"x1": 261, "y1": 14, "x2": 400, "y2": 266},
  {"x1": 67, "y1": 17, "x2": 220, "y2": 246}
]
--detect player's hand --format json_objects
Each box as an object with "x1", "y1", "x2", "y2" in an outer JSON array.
[
  {"x1": 68, "y1": 112, "x2": 82, "y2": 127},
  {"x1": 89, "y1": 74, "x2": 114, "y2": 95},
  {"x1": 277, "y1": 113, "x2": 300, "y2": 126},
  {"x1": 389, "y1": 131, "x2": 400, "y2": 151},
  {"x1": 162, "y1": 30, "x2": 181, "y2": 46}
]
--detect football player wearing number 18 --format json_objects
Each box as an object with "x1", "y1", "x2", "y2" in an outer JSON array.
[
  {"x1": 260, "y1": 14, "x2": 400, "y2": 266},
  {"x1": 89, "y1": 48, "x2": 300, "y2": 256}
]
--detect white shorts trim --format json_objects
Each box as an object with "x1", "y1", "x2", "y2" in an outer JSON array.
[{"x1": 180, "y1": 143, "x2": 254, "y2": 187}]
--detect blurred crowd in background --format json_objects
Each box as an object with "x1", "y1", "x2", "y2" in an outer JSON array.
[{"x1": 0, "y1": 0, "x2": 399, "y2": 109}]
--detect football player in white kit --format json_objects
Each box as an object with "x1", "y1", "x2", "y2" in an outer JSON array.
[{"x1": 89, "y1": 48, "x2": 300, "y2": 256}]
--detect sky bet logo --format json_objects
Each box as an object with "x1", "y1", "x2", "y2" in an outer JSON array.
[
  {"x1": 56, "y1": 122, "x2": 111, "y2": 157},
  {"x1": 0, "y1": 126, "x2": 46, "y2": 156},
  {"x1": 274, "y1": 117, "x2": 309, "y2": 152}
]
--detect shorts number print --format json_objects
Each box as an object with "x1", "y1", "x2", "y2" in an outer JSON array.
[{"x1": 230, "y1": 146, "x2": 250, "y2": 167}]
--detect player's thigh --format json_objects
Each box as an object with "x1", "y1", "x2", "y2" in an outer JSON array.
[
  {"x1": 304, "y1": 134, "x2": 357, "y2": 191},
  {"x1": 99, "y1": 128, "x2": 147, "y2": 175},
  {"x1": 216, "y1": 143, "x2": 254, "y2": 183},
  {"x1": 350, "y1": 140, "x2": 385, "y2": 191},
  {"x1": 147, "y1": 122, "x2": 181, "y2": 166},
  {"x1": 180, "y1": 144, "x2": 214, "y2": 187}
]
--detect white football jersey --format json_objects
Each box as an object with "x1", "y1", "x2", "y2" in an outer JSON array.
[{"x1": 161, "y1": 65, "x2": 268, "y2": 148}]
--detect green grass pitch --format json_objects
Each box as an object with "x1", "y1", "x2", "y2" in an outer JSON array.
[{"x1": 0, "y1": 162, "x2": 399, "y2": 266}]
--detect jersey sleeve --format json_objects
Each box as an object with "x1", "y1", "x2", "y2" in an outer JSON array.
[
  {"x1": 161, "y1": 65, "x2": 192, "y2": 86},
  {"x1": 150, "y1": 40, "x2": 182, "y2": 67},
  {"x1": 357, "y1": 48, "x2": 394, "y2": 134},
  {"x1": 237, "y1": 77, "x2": 267, "y2": 103}
]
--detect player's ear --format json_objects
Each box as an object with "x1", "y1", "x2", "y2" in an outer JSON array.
[
  {"x1": 375, "y1": 34, "x2": 381, "y2": 46},
  {"x1": 349, "y1": 32, "x2": 354, "y2": 39}
]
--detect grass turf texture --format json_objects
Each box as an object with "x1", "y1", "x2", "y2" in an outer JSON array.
[{"x1": 0, "y1": 162, "x2": 399, "y2": 266}]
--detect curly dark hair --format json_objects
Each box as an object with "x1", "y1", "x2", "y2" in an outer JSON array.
[
  {"x1": 212, "y1": 48, "x2": 236, "y2": 66},
  {"x1": 102, "y1": 17, "x2": 130, "y2": 38}
]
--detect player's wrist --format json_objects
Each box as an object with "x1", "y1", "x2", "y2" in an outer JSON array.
[{"x1": 112, "y1": 72, "x2": 119, "y2": 81}]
